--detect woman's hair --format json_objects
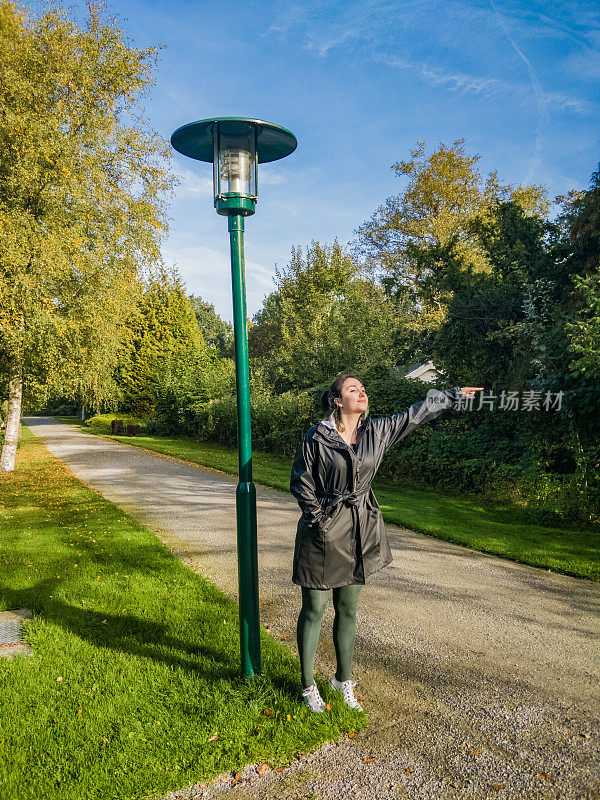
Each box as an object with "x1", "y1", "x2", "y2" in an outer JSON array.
[{"x1": 320, "y1": 372, "x2": 367, "y2": 432}]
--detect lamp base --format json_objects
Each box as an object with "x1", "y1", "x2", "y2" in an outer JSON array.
[{"x1": 215, "y1": 196, "x2": 256, "y2": 216}]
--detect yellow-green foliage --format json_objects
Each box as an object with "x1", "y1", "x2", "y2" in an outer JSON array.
[
  {"x1": 0, "y1": 1, "x2": 175, "y2": 408},
  {"x1": 356, "y1": 139, "x2": 549, "y2": 328}
]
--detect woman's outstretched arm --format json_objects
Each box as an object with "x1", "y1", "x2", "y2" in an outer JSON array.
[{"x1": 372, "y1": 386, "x2": 483, "y2": 452}]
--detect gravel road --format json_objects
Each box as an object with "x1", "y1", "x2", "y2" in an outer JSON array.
[{"x1": 24, "y1": 417, "x2": 600, "y2": 800}]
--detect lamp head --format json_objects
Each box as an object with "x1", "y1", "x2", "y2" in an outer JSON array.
[{"x1": 171, "y1": 117, "x2": 297, "y2": 216}]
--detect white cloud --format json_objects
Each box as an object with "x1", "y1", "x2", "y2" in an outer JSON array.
[
  {"x1": 383, "y1": 54, "x2": 596, "y2": 115},
  {"x1": 261, "y1": 4, "x2": 309, "y2": 37},
  {"x1": 161, "y1": 243, "x2": 277, "y2": 321},
  {"x1": 387, "y1": 55, "x2": 511, "y2": 98},
  {"x1": 488, "y1": 0, "x2": 546, "y2": 182},
  {"x1": 174, "y1": 166, "x2": 214, "y2": 196},
  {"x1": 305, "y1": 26, "x2": 362, "y2": 57},
  {"x1": 245, "y1": 261, "x2": 277, "y2": 289},
  {"x1": 258, "y1": 165, "x2": 289, "y2": 187}
]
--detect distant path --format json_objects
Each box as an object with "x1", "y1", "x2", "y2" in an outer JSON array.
[{"x1": 25, "y1": 417, "x2": 600, "y2": 800}]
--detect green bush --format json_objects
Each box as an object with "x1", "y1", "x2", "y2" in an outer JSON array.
[
  {"x1": 147, "y1": 353, "x2": 236, "y2": 436},
  {"x1": 192, "y1": 391, "x2": 316, "y2": 457},
  {"x1": 83, "y1": 413, "x2": 148, "y2": 435}
]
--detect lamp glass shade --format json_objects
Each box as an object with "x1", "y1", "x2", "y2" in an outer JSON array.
[{"x1": 213, "y1": 123, "x2": 257, "y2": 200}]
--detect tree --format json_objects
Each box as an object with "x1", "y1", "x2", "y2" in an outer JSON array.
[
  {"x1": 355, "y1": 139, "x2": 549, "y2": 323},
  {"x1": 249, "y1": 240, "x2": 402, "y2": 392},
  {"x1": 188, "y1": 295, "x2": 234, "y2": 358},
  {"x1": 563, "y1": 164, "x2": 600, "y2": 273},
  {"x1": 405, "y1": 200, "x2": 565, "y2": 391},
  {"x1": 115, "y1": 267, "x2": 206, "y2": 414},
  {"x1": 152, "y1": 348, "x2": 236, "y2": 435},
  {"x1": 558, "y1": 165, "x2": 600, "y2": 492},
  {"x1": 0, "y1": 1, "x2": 173, "y2": 470}
]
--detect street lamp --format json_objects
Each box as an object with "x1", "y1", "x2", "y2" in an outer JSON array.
[{"x1": 171, "y1": 118, "x2": 297, "y2": 678}]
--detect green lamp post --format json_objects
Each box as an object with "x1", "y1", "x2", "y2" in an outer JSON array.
[{"x1": 170, "y1": 118, "x2": 297, "y2": 678}]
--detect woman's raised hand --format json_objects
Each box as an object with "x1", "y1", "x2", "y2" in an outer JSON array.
[{"x1": 460, "y1": 387, "x2": 485, "y2": 399}]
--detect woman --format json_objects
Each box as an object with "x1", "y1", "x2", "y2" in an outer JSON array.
[{"x1": 290, "y1": 373, "x2": 484, "y2": 712}]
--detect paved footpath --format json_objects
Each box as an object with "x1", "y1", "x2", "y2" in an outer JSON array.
[{"x1": 25, "y1": 418, "x2": 600, "y2": 800}]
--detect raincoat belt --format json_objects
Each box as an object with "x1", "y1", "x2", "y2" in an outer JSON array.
[{"x1": 317, "y1": 488, "x2": 369, "y2": 511}]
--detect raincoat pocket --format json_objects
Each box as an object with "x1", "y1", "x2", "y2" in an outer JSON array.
[
  {"x1": 293, "y1": 518, "x2": 326, "y2": 587},
  {"x1": 320, "y1": 501, "x2": 342, "y2": 533}
]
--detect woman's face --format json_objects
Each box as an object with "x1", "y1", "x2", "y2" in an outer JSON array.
[{"x1": 335, "y1": 377, "x2": 368, "y2": 415}]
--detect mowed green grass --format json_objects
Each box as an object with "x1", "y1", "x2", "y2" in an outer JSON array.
[
  {"x1": 0, "y1": 429, "x2": 365, "y2": 800},
  {"x1": 58, "y1": 415, "x2": 600, "y2": 581}
]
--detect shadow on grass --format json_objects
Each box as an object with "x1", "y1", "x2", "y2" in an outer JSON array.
[{"x1": 1, "y1": 567, "x2": 302, "y2": 700}]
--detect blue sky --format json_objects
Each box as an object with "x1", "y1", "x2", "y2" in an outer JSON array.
[{"x1": 45, "y1": 1, "x2": 600, "y2": 322}]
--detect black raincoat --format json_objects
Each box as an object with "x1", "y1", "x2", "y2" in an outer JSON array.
[{"x1": 290, "y1": 387, "x2": 463, "y2": 589}]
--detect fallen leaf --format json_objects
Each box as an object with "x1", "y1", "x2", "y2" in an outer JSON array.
[
  {"x1": 278, "y1": 634, "x2": 289, "y2": 641},
  {"x1": 471, "y1": 651, "x2": 486, "y2": 656},
  {"x1": 220, "y1": 776, "x2": 229, "y2": 783},
  {"x1": 326, "y1": 703, "x2": 332, "y2": 710},
  {"x1": 491, "y1": 784, "x2": 505, "y2": 791},
  {"x1": 257, "y1": 763, "x2": 270, "y2": 777},
  {"x1": 469, "y1": 748, "x2": 482, "y2": 755},
  {"x1": 262, "y1": 709, "x2": 273, "y2": 716},
  {"x1": 286, "y1": 714, "x2": 291, "y2": 721},
  {"x1": 538, "y1": 772, "x2": 555, "y2": 783},
  {"x1": 348, "y1": 732, "x2": 356, "y2": 738},
  {"x1": 363, "y1": 758, "x2": 382, "y2": 764},
  {"x1": 404, "y1": 767, "x2": 414, "y2": 774},
  {"x1": 207, "y1": 734, "x2": 218, "y2": 742}
]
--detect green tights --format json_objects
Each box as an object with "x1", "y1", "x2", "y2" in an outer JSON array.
[{"x1": 296, "y1": 584, "x2": 362, "y2": 689}]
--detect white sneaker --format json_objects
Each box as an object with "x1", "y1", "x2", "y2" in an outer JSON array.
[
  {"x1": 329, "y1": 675, "x2": 363, "y2": 711},
  {"x1": 302, "y1": 683, "x2": 326, "y2": 713}
]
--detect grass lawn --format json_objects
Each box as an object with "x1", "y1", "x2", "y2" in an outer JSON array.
[
  {"x1": 0, "y1": 428, "x2": 365, "y2": 800},
  {"x1": 56, "y1": 415, "x2": 600, "y2": 581}
]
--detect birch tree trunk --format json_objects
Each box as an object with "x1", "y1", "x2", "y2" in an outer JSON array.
[{"x1": 0, "y1": 363, "x2": 23, "y2": 472}]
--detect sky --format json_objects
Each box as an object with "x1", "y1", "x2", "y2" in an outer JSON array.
[{"x1": 40, "y1": 0, "x2": 600, "y2": 322}]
